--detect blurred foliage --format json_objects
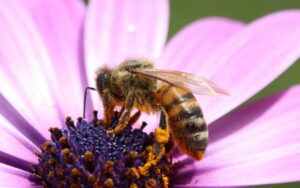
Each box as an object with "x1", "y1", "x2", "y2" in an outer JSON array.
[{"x1": 82, "y1": 0, "x2": 299, "y2": 187}]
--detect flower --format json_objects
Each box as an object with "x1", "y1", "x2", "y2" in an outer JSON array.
[{"x1": 0, "y1": 0, "x2": 300, "y2": 187}]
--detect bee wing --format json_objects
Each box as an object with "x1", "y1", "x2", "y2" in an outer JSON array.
[{"x1": 133, "y1": 69, "x2": 229, "y2": 96}]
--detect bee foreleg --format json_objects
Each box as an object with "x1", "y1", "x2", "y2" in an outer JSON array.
[{"x1": 102, "y1": 91, "x2": 115, "y2": 126}]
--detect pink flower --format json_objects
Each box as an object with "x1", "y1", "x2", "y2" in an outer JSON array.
[{"x1": 0, "y1": 0, "x2": 300, "y2": 187}]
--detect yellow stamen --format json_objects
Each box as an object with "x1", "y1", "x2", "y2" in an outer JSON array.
[
  {"x1": 130, "y1": 183, "x2": 138, "y2": 188},
  {"x1": 103, "y1": 178, "x2": 114, "y2": 188}
]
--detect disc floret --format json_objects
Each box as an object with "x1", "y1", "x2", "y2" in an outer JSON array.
[{"x1": 32, "y1": 111, "x2": 179, "y2": 187}]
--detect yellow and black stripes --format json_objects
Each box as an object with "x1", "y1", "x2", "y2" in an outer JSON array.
[
  {"x1": 156, "y1": 83, "x2": 208, "y2": 160},
  {"x1": 164, "y1": 93, "x2": 194, "y2": 112},
  {"x1": 169, "y1": 106, "x2": 202, "y2": 122}
]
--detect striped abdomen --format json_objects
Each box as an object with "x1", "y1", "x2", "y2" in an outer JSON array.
[{"x1": 156, "y1": 83, "x2": 208, "y2": 160}]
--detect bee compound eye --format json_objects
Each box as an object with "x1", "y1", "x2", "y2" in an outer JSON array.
[{"x1": 97, "y1": 72, "x2": 109, "y2": 92}]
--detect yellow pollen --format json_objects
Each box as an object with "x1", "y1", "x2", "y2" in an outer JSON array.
[
  {"x1": 47, "y1": 171, "x2": 55, "y2": 178},
  {"x1": 88, "y1": 175, "x2": 95, "y2": 182},
  {"x1": 146, "y1": 178, "x2": 156, "y2": 188},
  {"x1": 162, "y1": 174, "x2": 169, "y2": 188},
  {"x1": 43, "y1": 141, "x2": 53, "y2": 151},
  {"x1": 138, "y1": 162, "x2": 151, "y2": 176},
  {"x1": 106, "y1": 123, "x2": 126, "y2": 135},
  {"x1": 138, "y1": 142, "x2": 167, "y2": 177},
  {"x1": 47, "y1": 158, "x2": 55, "y2": 165},
  {"x1": 32, "y1": 110, "x2": 179, "y2": 187},
  {"x1": 153, "y1": 167, "x2": 161, "y2": 174},
  {"x1": 61, "y1": 148, "x2": 70, "y2": 155},
  {"x1": 103, "y1": 178, "x2": 114, "y2": 188},
  {"x1": 57, "y1": 168, "x2": 64, "y2": 177},
  {"x1": 103, "y1": 160, "x2": 115, "y2": 175},
  {"x1": 154, "y1": 127, "x2": 169, "y2": 144},
  {"x1": 71, "y1": 168, "x2": 81, "y2": 177},
  {"x1": 58, "y1": 137, "x2": 67, "y2": 144},
  {"x1": 70, "y1": 183, "x2": 81, "y2": 188},
  {"x1": 129, "y1": 151, "x2": 138, "y2": 158},
  {"x1": 130, "y1": 183, "x2": 138, "y2": 188},
  {"x1": 84, "y1": 151, "x2": 93, "y2": 161},
  {"x1": 126, "y1": 168, "x2": 140, "y2": 179}
]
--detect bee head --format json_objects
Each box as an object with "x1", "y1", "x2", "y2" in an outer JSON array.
[{"x1": 96, "y1": 68, "x2": 111, "y2": 94}]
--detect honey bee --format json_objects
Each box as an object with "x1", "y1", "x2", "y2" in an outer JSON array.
[{"x1": 96, "y1": 60, "x2": 228, "y2": 160}]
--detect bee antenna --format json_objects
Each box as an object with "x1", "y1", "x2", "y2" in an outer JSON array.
[{"x1": 83, "y1": 87, "x2": 96, "y2": 119}]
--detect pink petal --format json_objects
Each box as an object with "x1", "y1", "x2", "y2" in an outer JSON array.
[
  {"x1": 176, "y1": 84, "x2": 300, "y2": 186},
  {"x1": 0, "y1": 80, "x2": 48, "y2": 141},
  {"x1": 0, "y1": 1, "x2": 83, "y2": 137},
  {"x1": 84, "y1": 0, "x2": 169, "y2": 110},
  {"x1": 19, "y1": 0, "x2": 87, "y2": 119},
  {"x1": 193, "y1": 10, "x2": 300, "y2": 123},
  {"x1": 0, "y1": 164, "x2": 33, "y2": 187},
  {"x1": 160, "y1": 17, "x2": 244, "y2": 70},
  {"x1": 0, "y1": 115, "x2": 37, "y2": 163}
]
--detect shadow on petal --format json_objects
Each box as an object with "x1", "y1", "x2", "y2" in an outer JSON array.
[
  {"x1": 173, "y1": 157, "x2": 217, "y2": 185},
  {"x1": 0, "y1": 151, "x2": 34, "y2": 173},
  {"x1": 0, "y1": 94, "x2": 45, "y2": 146},
  {"x1": 208, "y1": 89, "x2": 287, "y2": 145}
]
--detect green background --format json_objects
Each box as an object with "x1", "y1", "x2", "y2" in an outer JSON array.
[{"x1": 169, "y1": 0, "x2": 300, "y2": 188}]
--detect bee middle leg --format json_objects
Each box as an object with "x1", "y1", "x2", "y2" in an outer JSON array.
[
  {"x1": 128, "y1": 110, "x2": 141, "y2": 125},
  {"x1": 106, "y1": 91, "x2": 140, "y2": 135},
  {"x1": 116, "y1": 105, "x2": 141, "y2": 125}
]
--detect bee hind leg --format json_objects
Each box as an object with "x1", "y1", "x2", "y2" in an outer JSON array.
[
  {"x1": 155, "y1": 109, "x2": 170, "y2": 144},
  {"x1": 138, "y1": 110, "x2": 172, "y2": 176},
  {"x1": 159, "y1": 109, "x2": 168, "y2": 129},
  {"x1": 158, "y1": 109, "x2": 174, "y2": 156}
]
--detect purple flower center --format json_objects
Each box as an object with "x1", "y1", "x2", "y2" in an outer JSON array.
[{"x1": 31, "y1": 111, "x2": 179, "y2": 187}]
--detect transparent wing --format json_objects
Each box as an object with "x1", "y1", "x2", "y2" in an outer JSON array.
[{"x1": 133, "y1": 69, "x2": 229, "y2": 96}]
